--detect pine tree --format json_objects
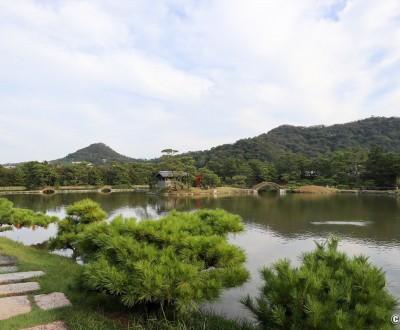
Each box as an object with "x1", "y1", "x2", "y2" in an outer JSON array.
[
  {"x1": 0, "y1": 197, "x2": 58, "y2": 232},
  {"x1": 49, "y1": 199, "x2": 107, "y2": 258},
  {"x1": 72, "y1": 209, "x2": 249, "y2": 312},
  {"x1": 242, "y1": 237, "x2": 398, "y2": 329}
]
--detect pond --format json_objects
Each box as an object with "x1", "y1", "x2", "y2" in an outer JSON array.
[{"x1": 1, "y1": 191, "x2": 400, "y2": 320}]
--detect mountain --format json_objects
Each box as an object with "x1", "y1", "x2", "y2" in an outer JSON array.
[
  {"x1": 185, "y1": 117, "x2": 400, "y2": 165},
  {"x1": 54, "y1": 143, "x2": 136, "y2": 165},
  {"x1": 38, "y1": 117, "x2": 400, "y2": 166}
]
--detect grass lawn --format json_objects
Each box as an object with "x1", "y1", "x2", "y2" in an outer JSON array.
[
  {"x1": 294, "y1": 185, "x2": 338, "y2": 193},
  {"x1": 0, "y1": 237, "x2": 256, "y2": 330},
  {"x1": 164, "y1": 187, "x2": 253, "y2": 196}
]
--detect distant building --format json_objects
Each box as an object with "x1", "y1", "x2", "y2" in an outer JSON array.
[
  {"x1": 155, "y1": 171, "x2": 188, "y2": 188},
  {"x1": 2, "y1": 163, "x2": 16, "y2": 169},
  {"x1": 71, "y1": 161, "x2": 93, "y2": 166}
]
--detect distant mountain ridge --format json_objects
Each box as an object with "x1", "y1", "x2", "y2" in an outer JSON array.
[
  {"x1": 184, "y1": 117, "x2": 400, "y2": 165},
  {"x1": 40, "y1": 117, "x2": 400, "y2": 166},
  {"x1": 54, "y1": 143, "x2": 135, "y2": 165}
]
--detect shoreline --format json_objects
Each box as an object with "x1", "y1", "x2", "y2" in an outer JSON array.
[
  {"x1": 0, "y1": 185, "x2": 398, "y2": 197},
  {"x1": 0, "y1": 186, "x2": 149, "y2": 195},
  {"x1": 158, "y1": 187, "x2": 255, "y2": 196},
  {"x1": 292, "y1": 185, "x2": 399, "y2": 196}
]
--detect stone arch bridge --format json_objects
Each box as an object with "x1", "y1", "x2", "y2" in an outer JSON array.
[{"x1": 251, "y1": 182, "x2": 286, "y2": 194}]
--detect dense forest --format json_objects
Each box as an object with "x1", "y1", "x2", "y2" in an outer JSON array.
[
  {"x1": 0, "y1": 145, "x2": 399, "y2": 190},
  {"x1": 185, "y1": 116, "x2": 400, "y2": 164},
  {"x1": 1, "y1": 117, "x2": 399, "y2": 190}
]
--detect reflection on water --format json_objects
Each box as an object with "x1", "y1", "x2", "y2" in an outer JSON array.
[
  {"x1": 2, "y1": 223, "x2": 58, "y2": 246},
  {"x1": 1, "y1": 191, "x2": 400, "y2": 319},
  {"x1": 310, "y1": 221, "x2": 373, "y2": 226}
]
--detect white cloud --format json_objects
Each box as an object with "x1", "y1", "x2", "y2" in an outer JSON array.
[
  {"x1": 101, "y1": 51, "x2": 213, "y2": 103},
  {"x1": 231, "y1": 107, "x2": 281, "y2": 134},
  {"x1": 0, "y1": 0, "x2": 399, "y2": 162},
  {"x1": 256, "y1": 84, "x2": 287, "y2": 105}
]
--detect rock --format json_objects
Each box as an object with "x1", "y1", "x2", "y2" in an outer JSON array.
[
  {"x1": 0, "y1": 254, "x2": 17, "y2": 266},
  {"x1": 0, "y1": 282, "x2": 40, "y2": 296},
  {"x1": 34, "y1": 292, "x2": 72, "y2": 310},
  {"x1": 21, "y1": 321, "x2": 69, "y2": 330},
  {"x1": 0, "y1": 295, "x2": 31, "y2": 320},
  {"x1": 0, "y1": 271, "x2": 45, "y2": 284},
  {"x1": 0, "y1": 266, "x2": 18, "y2": 273}
]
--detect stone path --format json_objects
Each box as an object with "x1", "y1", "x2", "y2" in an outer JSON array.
[
  {"x1": 0, "y1": 271, "x2": 45, "y2": 284},
  {"x1": 0, "y1": 282, "x2": 40, "y2": 296},
  {"x1": 0, "y1": 265, "x2": 18, "y2": 273},
  {"x1": 0, "y1": 254, "x2": 72, "y2": 329},
  {"x1": 0, "y1": 254, "x2": 18, "y2": 265},
  {"x1": 35, "y1": 293, "x2": 72, "y2": 310},
  {"x1": 0, "y1": 295, "x2": 31, "y2": 320}
]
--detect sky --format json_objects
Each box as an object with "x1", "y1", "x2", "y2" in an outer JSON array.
[{"x1": 0, "y1": 0, "x2": 399, "y2": 163}]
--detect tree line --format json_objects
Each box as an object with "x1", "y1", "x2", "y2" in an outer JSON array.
[{"x1": 0, "y1": 145, "x2": 399, "y2": 190}]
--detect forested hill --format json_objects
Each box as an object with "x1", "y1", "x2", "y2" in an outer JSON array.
[
  {"x1": 186, "y1": 117, "x2": 400, "y2": 165},
  {"x1": 54, "y1": 143, "x2": 136, "y2": 165},
  {"x1": 45, "y1": 117, "x2": 400, "y2": 166}
]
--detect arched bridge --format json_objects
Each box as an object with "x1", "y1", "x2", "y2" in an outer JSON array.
[
  {"x1": 252, "y1": 182, "x2": 286, "y2": 193},
  {"x1": 41, "y1": 187, "x2": 56, "y2": 194}
]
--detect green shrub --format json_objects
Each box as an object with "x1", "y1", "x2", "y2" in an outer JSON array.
[
  {"x1": 74, "y1": 209, "x2": 249, "y2": 312},
  {"x1": 242, "y1": 237, "x2": 398, "y2": 329}
]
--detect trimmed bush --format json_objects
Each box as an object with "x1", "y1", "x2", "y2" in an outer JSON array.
[
  {"x1": 242, "y1": 237, "x2": 398, "y2": 329},
  {"x1": 74, "y1": 209, "x2": 249, "y2": 312}
]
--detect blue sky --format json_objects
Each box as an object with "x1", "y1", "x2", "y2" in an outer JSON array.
[{"x1": 0, "y1": 0, "x2": 399, "y2": 163}]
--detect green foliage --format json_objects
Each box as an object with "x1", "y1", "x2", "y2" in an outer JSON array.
[
  {"x1": 185, "y1": 117, "x2": 400, "y2": 164},
  {"x1": 161, "y1": 149, "x2": 179, "y2": 156},
  {"x1": 32, "y1": 162, "x2": 59, "y2": 187},
  {"x1": 197, "y1": 167, "x2": 221, "y2": 187},
  {"x1": 0, "y1": 166, "x2": 13, "y2": 186},
  {"x1": 49, "y1": 199, "x2": 107, "y2": 257},
  {"x1": 73, "y1": 209, "x2": 249, "y2": 312},
  {"x1": 242, "y1": 237, "x2": 398, "y2": 329},
  {"x1": 0, "y1": 197, "x2": 58, "y2": 232},
  {"x1": 276, "y1": 153, "x2": 309, "y2": 182},
  {"x1": 226, "y1": 175, "x2": 248, "y2": 188},
  {"x1": 364, "y1": 146, "x2": 399, "y2": 187},
  {"x1": 12, "y1": 166, "x2": 26, "y2": 186},
  {"x1": 313, "y1": 176, "x2": 336, "y2": 187},
  {"x1": 60, "y1": 163, "x2": 90, "y2": 186},
  {"x1": 247, "y1": 159, "x2": 277, "y2": 186},
  {"x1": 107, "y1": 162, "x2": 132, "y2": 187}
]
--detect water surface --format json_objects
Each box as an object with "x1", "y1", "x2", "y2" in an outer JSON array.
[{"x1": 1, "y1": 192, "x2": 400, "y2": 319}]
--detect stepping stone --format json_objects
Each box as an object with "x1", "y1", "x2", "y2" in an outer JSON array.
[
  {"x1": 0, "y1": 266, "x2": 18, "y2": 273},
  {"x1": 22, "y1": 321, "x2": 69, "y2": 330},
  {"x1": 0, "y1": 271, "x2": 44, "y2": 284},
  {"x1": 0, "y1": 282, "x2": 40, "y2": 296},
  {"x1": 0, "y1": 295, "x2": 31, "y2": 320},
  {"x1": 0, "y1": 254, "x2": 17, "y2": 266},
  {"x1": 34, "y1": 292, "x2": 72, "y2": 310}
]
